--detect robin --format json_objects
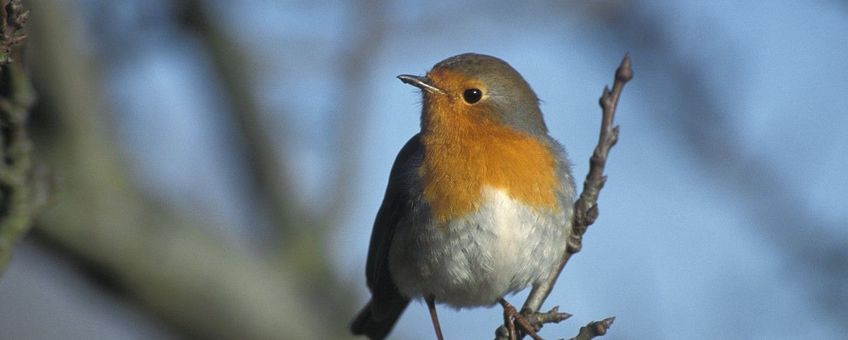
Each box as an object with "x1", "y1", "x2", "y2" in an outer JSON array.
[{"x1": 351, "y1": 53, "x2": 575, "y2": 339}]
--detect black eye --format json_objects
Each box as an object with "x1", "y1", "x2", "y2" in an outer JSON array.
[{"x1": 462, "y1": 88, "x2": 482, "y2": 104}]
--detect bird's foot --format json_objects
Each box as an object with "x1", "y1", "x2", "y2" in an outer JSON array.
[
  {"x1": 521, "y1": 306, "x2": 572, "y2": 329},
  {"x1": 498, "y1": 298, "x2": 544, "y2": 340}
]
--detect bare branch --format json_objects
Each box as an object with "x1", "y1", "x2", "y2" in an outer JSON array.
[
  {"x1": 0, "y1": 0, "x2": 29, "y2": 66},
  {"x1": 530, "y1": 54, "x2": 631, "y2": 311},
  {"x1": 0, "y1": 0, "x2": 40, "y2": 276},
  {"x1": 177, "y1": 0, "x2": 303, "y2": 240},
  {"x1": 568, "y1": 317, "x2": 615, "y2": 340},
  {"x1": 496, "y1": 55, "x2": 631, "y2": 339},
  {"x1": 601, "y1": 2, "x2": 848, "y2": 328},
  {"x1": 524, "y1": 306, "x2": 572, "y2": 325},
  {"x1": 569, "y1": 53, "x2": 631, "y2": 249},
  {"x1": 323, "y1": 0, "x2": 390, "y2": 227},
  {"x1": 496, "y1": 306, "x2": 572, "y2": 340},
  {"x1": 23, "y1": 1, "x2": 333, "y2": 337}
]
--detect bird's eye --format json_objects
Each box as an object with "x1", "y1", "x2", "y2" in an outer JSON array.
[{"x1": 462, "y1": 88, "x2": 482, "y2": 104}]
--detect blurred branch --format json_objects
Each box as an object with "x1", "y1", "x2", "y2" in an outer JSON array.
[
  {"x1": 178, "y1": 0, "x2": 303, "y2": 239},
  {"x1": 0, "y1": 0, "x2": 42, "y2": 275},
  {"x1": 593, "y1": 2, "x2": 848, "y2": 327},
  {"x1": 323, "y1": 0, "x2": 391, "y2": 228},
  {"x1": 496, "y1": 55, "x2": 631, "y2": 340},
  {"x1": 178, "y1": 0, "x2": 390, "y2": 314},
  {"x1": 25, "y1": 1, "x2": 331, "y2": 338},
  {"x1": 176, "y1": 0, "x2": 346, "y2": 316}
]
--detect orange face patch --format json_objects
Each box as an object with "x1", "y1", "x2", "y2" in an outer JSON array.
[{"x1": 420, "y1": 70, "x2": 559, "y2": 223}]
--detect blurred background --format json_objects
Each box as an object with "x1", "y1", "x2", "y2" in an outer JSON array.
[{"x1": 0, "y1": 0, "x2": 846, "y2": 339}]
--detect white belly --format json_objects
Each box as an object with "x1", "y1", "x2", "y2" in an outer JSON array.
[{"x1": 388, "y1": 187, "x2": 569, "y2": 308}]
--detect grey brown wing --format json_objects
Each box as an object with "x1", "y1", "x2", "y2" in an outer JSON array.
[
  {"x1": 541, "y1": 136, "x2": 576, "y2": 215},
  {"x1": 365, "y1": 134, "x2": 423, "y2": 318}
]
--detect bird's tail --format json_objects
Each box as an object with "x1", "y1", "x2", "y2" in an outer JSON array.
[{"x1": 350, "y1": 298, "x2": 409, "y2": 340}]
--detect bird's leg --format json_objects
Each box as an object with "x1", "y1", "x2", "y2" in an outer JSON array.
[
  {"x1": 498, "y1": 298, "x2": 544, "y2": 340},
  {"x1": 426, "y1": 296, "x2": 445, "y2": 340},
  {"x1": 502, "y1": 303, "x2": 517, "y2": 340}
]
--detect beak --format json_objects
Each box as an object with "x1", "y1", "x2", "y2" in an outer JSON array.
[{"x1": 397, "y1": 74, "x2": 445, "y2": 94}]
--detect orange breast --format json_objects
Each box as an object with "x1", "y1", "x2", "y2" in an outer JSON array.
[{"x1": 421, "y1": 107, "x2": 560, "y2": 223}]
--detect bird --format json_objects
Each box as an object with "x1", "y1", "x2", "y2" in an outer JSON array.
[{"x1": 351, "y1": 53, "x2": 575, "y2": 340}]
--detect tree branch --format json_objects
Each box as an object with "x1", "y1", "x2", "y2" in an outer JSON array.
[
  {"x1": 568, "y1": 317, "x2": 615, "y2": 340},
  {"x1": 0, "y1": 0, "x2": 42, "y2": 276},
  {"x1": 177, "y1": 0, "x2": 303, "y2": 239},
  {"x1": 570, "y1": 53, "x2": 632, "y2": 252},
  {"x1": 0, "y1": 0, "x2": 28, "y2": 65},
  {"x1": 24, "y1": 2, "x2": 332, "y2": 338},
  {"x1": 496, "y1": 54, "x2": 632, "y2": 339},
  {"x1": 600, "y1": 3, "x2": 848, "y2": 328},
  {"x1": 177, "y1": 0, "x2": 390, "y2": 319}
]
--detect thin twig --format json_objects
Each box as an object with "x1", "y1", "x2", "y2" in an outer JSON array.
[
  {"x1": 0, "y1": 0, "x2": 29, "y2": 66},
  {"x1": 526, "y1": 54, "x2": 631, "y2": 312},
  {"x1": 524, "y1": 306, "x2": 572, "y2": 326},
  {"x1": 495, "y1": 55, "x2": 632, "y2": 339},
  {"x1": 571, "y1": 53, "x2": 631, "y2": 251},
  {"x1": 568, "y1": 317, "x2": 615, "y2": 340},
  {"x1": 495, "y1": 305, "x2": 574, "y2": 339}
]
